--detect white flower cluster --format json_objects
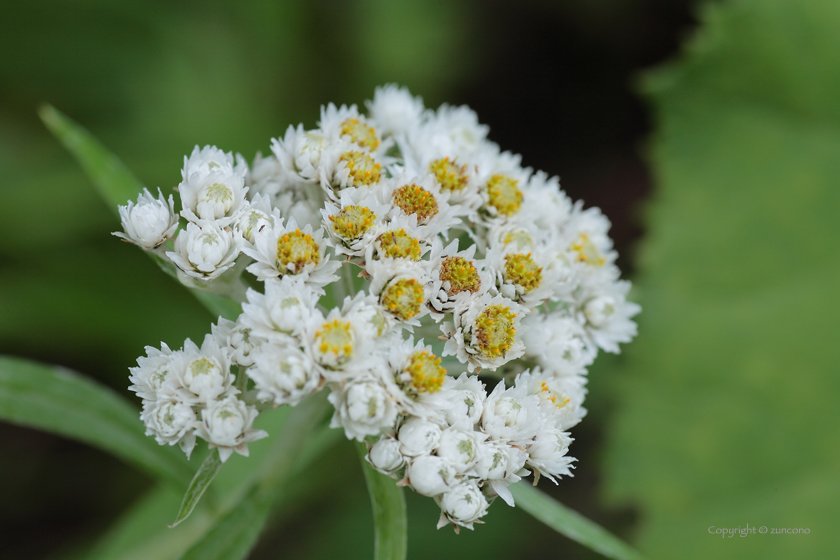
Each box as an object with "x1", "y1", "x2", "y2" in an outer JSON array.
[{"x1": 120, "y1": 85, "x2": 639, "y2": 532}]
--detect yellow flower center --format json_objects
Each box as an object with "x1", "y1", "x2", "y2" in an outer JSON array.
[
  {"x1": 539, "y1": 381, "x2": 571, "y2": 409},
  {"x1": 276, "y1": 228, "x2": 320, "y2": 274},
  {"x1": 339, "y1": 151, "x2": 382, "y2": 187},
  {"x1": 380, "y1": 278, "x2": 425, "y2": 321},
  {"x1": 486, "y1": 174, "x2": 523, "y2": 216},
  {"x1": 570, "y1": 233, "x2": 606, "y2": 266},
  {"x1": 377, "y1": 229, "x2": 422, "y2": 260},
  {"x1": 329, "y1": 205, "x2": 377, "y2": 240},
  {"x1": 429, "y1": 157, "x2": 469, "y2": 192},
  {"x1": 439, "y1": 256, "x2": 481, "y2": 295},
  {"x1": 504, "y1": 252, "x2": 543, "y2": 293},
  {"x1": 472, "y1": 304, "x2": 517, "y2": 359},
  {"x1": 400, "y1": 350, "x2": 446, "y2": 397},
  {"x1": 315, "y1": 318, "x2": 354, "y2": 366},
  {"x1": 393, "y1": 184, "x2": 439, "y2": 224},
  {"x1": 340, "y1": 118, "x2": 380, "y2": 151}
]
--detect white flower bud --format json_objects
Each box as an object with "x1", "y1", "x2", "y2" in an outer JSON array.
[
  {"x1": 436, "y1": 428, "x2": 484, "y2": 473},
  {"x1": 195, "y1": 395, "x2": 267, "y2": 462},
  {"x1": 439, "y1": 481, "x2": 489, "y2": 529},
  {"x1": 526, "y1": 427, "x2": 575, "y2": 482},
  {"x1": 328, "y1": 377, "x2": 398, "y2": 441},
  {"x1": 407, "y1": 454, "x2": 456, "y2": 497},
  {"x1": 142, "y1": 398, "x2": 197, "y2": 458},
  {"x1": 398, "y1": 417, "x2": 442, "y2": 457},
  {"x1": 228, "y1": 326, "x2": 256, "y2": 367},
  {"x1": 113, "y1": 188, "x2": 178, "y2": 249},
  {"x1": 182, "y1": 355, "x2": 227, "y2": 401},
  {"x1": 167, "y1": 221, "x2": 242, "y2": 281},
  {"x1": 234, "y1": 206, "x2": 272, "y2": 244},
  {"x1": 249, "y1": 344, "x2": 320, "y2": 406},
  {"x1": 367, "y1": 436, "x2": 405, "y2": 474},
  {"x1": 584, "y1": 295, "x2": 616, "y2": 328},
  {"x1": 481, "y1": 381, "x2": 541, "y2": 443}
]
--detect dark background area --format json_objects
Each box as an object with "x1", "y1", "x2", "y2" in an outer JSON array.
[{"x1": 0, "y1": 1, "x2": 696, "y2": 558}]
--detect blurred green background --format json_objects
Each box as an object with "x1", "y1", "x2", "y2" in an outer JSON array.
[{"x1": 3, "y1": 0, "x2": 838, "y2": 559}]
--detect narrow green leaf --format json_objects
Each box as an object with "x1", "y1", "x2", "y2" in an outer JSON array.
[
  {"x1": 0, "y1": 355, "x2": 192, "y2": 489},
  {"x1": 510, "y1": 483, "x2": 643, "y2": 560},
  {"x1": 38, "y1": 104, "x2": 243, "y2": 321},
  {"x1": 356, "y1": 441, "x2": 407, "y2": 560},
  {"x1": 38, "y1": 104, "x2": 145, "y2": 215},
  {"x1": 170, "y1": 449, "x2": 223, "y2": 528}
]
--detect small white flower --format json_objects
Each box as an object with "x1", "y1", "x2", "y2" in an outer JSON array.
[
  {"x1": 195, "y1": 395, "x2": 268, "y2": 462},
  {"x1": 232, "y1": 193, "x2": 274, "y2": 245},
  {"x1": 367, "y1": 436, "x2": 406, "y2": 475},
  {"x1": 249, "y1": 343, "x2": 321, "y2": 407},
  {"x1": 514, "y1": 368, "x2": 587, "y2": 431},
  {"x1": 167, "y1": 220, "x2": 242, "y2": 281},
  {"x1": 366, "y1": 84, "x2": 425, "y2": 138},
  {"x1": 407, "y1": 454, "x2": 457, "y2": 497},
  {"x1": 426, "y1": 238, "x2": 491, "y2": 320},
  {"x1": 440, "y1": 373, "x2": 486, "y2": 430},
  {"x1": 576, "y1": 279, "x2": 640, "y2": 354},
  {"x1": 380, "y1": 337, "x2": 450, "y2": 421},
  {"x1": 436, "y1": 427, "x2": 486, "y2": 473},
  {"x1": 526, "y1": 427, "x2": 575, "y2": 483},
  {"x1": 398, "y1": 417, "x2": 442, "y2": 457},
  {"x1": 141, "y1": 397, "x2": 197, "y2": 458},
  {"x1": 480, "y1": 380, "x2": 542, "y2": 444},
  {"x1": 328, "y1": 375, "x2": 398, "y2": 441},
  {"x1": 179, "y1": 145, "x2": 249, "y2": 223},
  {"x1": 271, "y1": 125, "x2": 328, "y2": 184},
  {"x1": 113, "y1": 188, "x2": 179, "y2": 249},
  {"x1": 176, "y1": 334, "x2": 234, "y2": 402},
  {"x1": 521, "y1": 312, "x2": 596, "y2": 376},
  {"x1": 321, "y1": 188, "x2": 390, "y2": 257},
  {"x1": 442, "y1": 293, "x2": 528, "y2": 372},
  {"x1": 244, "y1": 213, "x2": 340, "y2": 294},
  {"x1": 239, "y1": 276, "x2": 319, "y2": 342},
  {"x1": 437, "y1": 480, "x2": 489, "y2": 531},
  {"x1": 129, "y1": 342, "x2": 183, "y2": 402}
]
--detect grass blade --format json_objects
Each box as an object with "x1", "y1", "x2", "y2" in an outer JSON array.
[
  {"x1": 510, "y1": 483, "x2": 643, "y2": 560},
  {"x1": 0, "y1": 355, "x2": 192, "y2": 489}
]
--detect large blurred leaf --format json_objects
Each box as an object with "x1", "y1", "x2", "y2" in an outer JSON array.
[
  {"x1": 603, "y1": 1, "x2": 840, "y2": 558},
  {"x1": 0, "y1": 356, "x2": 192, "y2": 489},
  {"x1": 356, "y1": 442, "x2": 407, "y2": 560}
]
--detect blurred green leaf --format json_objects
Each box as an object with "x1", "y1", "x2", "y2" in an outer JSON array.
[
  {"x1": 170, "y1": 448, "x2": 223, "y2": 528},
  {"x1": 603, "y1": 0, "x2": 840, "y2": 558},
  {"x1": 510, "y1": 484, "x2": 642, "y2": 560},
  {"x1": 356, "y1": 441, "x2": 407, "y2": 560},
  {"x1": 0, "y1": 356, "x2": 192, "y2": 489}
]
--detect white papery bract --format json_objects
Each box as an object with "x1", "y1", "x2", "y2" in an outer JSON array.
[
  {"x1": 113, "y1": 188, "x2": 179, "y2": 249},
  {"x1": 122, "y1": 85, "x2": 640, "y2": 532},
  {"x1": 167, "y1": 220, "x2": 242, "y2": 281}
]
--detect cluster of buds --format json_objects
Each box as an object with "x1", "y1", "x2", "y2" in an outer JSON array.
[{"x1": 120, "y1": 85, "x2": 639, "y2": 531}]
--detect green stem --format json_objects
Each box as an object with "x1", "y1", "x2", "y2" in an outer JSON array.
[{"x1": 356, "y1": 442, "x2": 407, "y2": 560}]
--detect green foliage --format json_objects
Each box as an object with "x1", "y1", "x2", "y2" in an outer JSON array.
[
  {"x1": 0, "y1": 356, "x2": 192, "y2": 489},
  {"x1": 356, "y1": 442, "x2": 408, "y2": 560},
  {"x1": 510, "y1": 484, "x2": 643, "y2": 560},
  {"x1": 170, "y1": 449, "x2": 223, "y2": 528},
  {"x1": 602, "y1": 0, "x2": 840, "y2": 558}
]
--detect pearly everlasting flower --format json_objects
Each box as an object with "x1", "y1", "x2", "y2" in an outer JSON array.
[
  {"x1": 367, "y1": 436, "x2": 406, "y2": 475},
  {"x1": 481, "y1": 380, "x2": 542, "y2": 444},
  {"x1": 239, "y1": 276, "x2": 319, "y2": 342},
  {"x1": 442, "y1": 293, "x2": 527, "y2": 372},
  {"x1": 249, "y1": 343, "x2": 321, "y2": 407},
  {"x1": 121, "y1": 85, "x2": 639, "y2": 530},
  {"x1": 195, "y1": 394, "x2": 268, "y2": 462},
  {"x1": 179, "y1": 145, "x2": 249, "y2": 223},
  {"x1": 244, "y1": 213, "x2": 340, "y2": 293},
  {"x1": 113, "y1": 188, "x2": 179, "y2": 249},
  {"x1": 328, "y1": 375, "x2": 398, "y2": 441},
  {"x1": 398, "y1": 417, "x2": 442, "y2": 457},
  {"x1": 437, "y1": 480, "x2": 489, "y2": 531},
  {"x1": 366, "y1": 84, "x2": 425, "y2": 138},
  {"x1": 407, "y1": 454, "x2": 457, "y2": 497},
  {"x1": 167, "y1": 220, "x2": 242, "y2": 281}
]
